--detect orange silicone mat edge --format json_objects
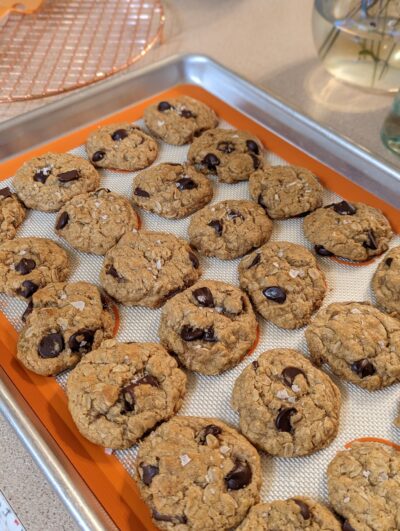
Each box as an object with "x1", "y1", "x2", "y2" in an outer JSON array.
[{"x1": 0, "y1": 84, "x2": 399, "y2": 531}]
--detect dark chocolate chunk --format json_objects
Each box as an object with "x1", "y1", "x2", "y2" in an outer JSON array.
[
  {"x1": 217, "y1": 141, "x2": 235, "y2": 154},
  {"x1": 208, "y1": 219, "x2": 223, "y2": 236},
  {"x1": 282, "y1": 367, "x2": 306, "y2": 387},
  {"x1": 134, "y1": 187, "x2": 150, "y2": 198},
  {"x1": 33, "y1": 167, "x2": 51, "y2": 183},
  {"x1": 106, "y1": 265, "x2": 125, "y2": 282},
  {"x1": 180, "y1": 109, "x2": 195, "y2": 118},
  {"x1": 198, "y1": 424, "x2": 222, "y2": 444},
  {"x1": 351, "y1": 359, "x2": 376, "y2": 378},
  {"x1": 176, "y1": 177, "x2": 198, "y2": 191},
  {"x1": 140, "y1": 463, "x2": 159, "y2": 486},
  {"x1": 56, "y1": 211, "x2": 69, "y2": 230},
  {"x1": 385, "y1": 257, "x2": 393, "y2": 267},
  {"x1": 224, "y1": 459, "x2": 252, "y2": 490},
  {"x1": 227, "y1": 210, "x2": 243, "y2": 221},
  {"x1": 68, "y1": 328, "x2": 95, "y2": 354},
  {"x1": 262, "y1": 286, "x2": 287, "y2": 304},
  {"x1": 189, "y1": 251, "x2": 200, "y2": 269},
  {"x1": 38, "y1": 332, "x2": 65, "y2": 359},
  {"x1": 246, "y1": 140, "x2": 259, "y2": 155},
  {"x1": 333, "y1": 201, "x2": 357, "y2": 216},
  {"x1": 363, "y1": 230, "x2": 378, "y2": 250},
  {"x1": 248, "y1": 253, "x2": 261, "y2": 268},
  {"x1": 203, "y1": 326, "x2": 217, "y2": 342},
  {"x1": 192, "y1": 287, "x2": 214, "y2": 307},
  {"x1": 315, "y1": 245, "x2": 334, "y2": 257},
  {"x1": 202, "y1": 153, "x2": 220, "y2": 171},
  {"x1": 152, "y1": 511, "x2": 187, "y2": 525},
  {"x1": 252, "y1": 360, "x2": 259, "y2": 370},
  {"x1": 157, "y1": 101, "x2": 173, "y2": 112},
  {"x1": 293, "y1": 499, "x2": 311, "y2": 519},
  {"x1": 15, "y1": 258, "x2": 36, "y2": 275},
  {"x1": 17, "y1": 280, "x2": 38, "y2": 298},
  {"x1": 22, "y1": 300, "x2": 33, "y2": 323},
  {"x1": 111, "y1": 129, "x2": 128, "y2": 141},
  {"x1": 180, "y1": 325, "x2": 204, "y2": 341},
  {"x1": 58, "y1": 169, "x2": 80, "y2": 183},
  {"x1": 0, "y1": 187, "x2": 12, "y2": 199},
  {"x1": 275, "y1": 407, "x2": 297, "y2": 433},
  {"x1": 92, "y1": 151, "x2": 105, "y2": 163}
]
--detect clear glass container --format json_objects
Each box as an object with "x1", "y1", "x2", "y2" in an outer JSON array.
[
  {"x1": 381, "y1": 89, "x2": 400, "y2": 152},
  {"x1": 313, "y1": 0, "x2": 400, "y2": 93}
]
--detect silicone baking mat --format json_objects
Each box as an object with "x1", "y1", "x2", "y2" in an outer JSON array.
[{"x1": 0, "y1": 86, "x2": 399, "y2": 531}]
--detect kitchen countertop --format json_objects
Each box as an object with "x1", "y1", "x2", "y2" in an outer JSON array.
[{"x1": 0, "y1": 0, "x2": 398, "y2": 529}]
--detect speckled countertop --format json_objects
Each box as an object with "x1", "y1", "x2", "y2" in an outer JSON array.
[{"x1": 1, "y1": 0, "x2": 399, "y2": 529}]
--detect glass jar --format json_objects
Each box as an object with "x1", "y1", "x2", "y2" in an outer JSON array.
[{"x1": 313, "y1": 0, "x2": 400, "y2": 93}]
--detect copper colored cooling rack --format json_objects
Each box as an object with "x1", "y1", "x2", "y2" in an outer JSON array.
[{"x1": 0, "y1": 0, "x2": 165, "y2": 102}]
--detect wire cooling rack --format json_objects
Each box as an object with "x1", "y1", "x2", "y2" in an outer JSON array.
[{"x1": 0, "y1": 0, "x2": 164, "y2": 102}]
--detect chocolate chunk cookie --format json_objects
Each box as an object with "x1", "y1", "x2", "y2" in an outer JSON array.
[
  {"x1": 306, "y1": 301, "x2": 400, "y2": 390},
  {"x1": 188, "y1": 200, "x2": 272, "y2": 260},
  {"x1": 159, "y1": 280, "x2": 258, "y2": 375},
  {"x1": 372, "y1": 246, "x2": 400, "y2": 319},
  {"x1": 17, "y1": 281, "x2": 115, "y2": 375},
  {"x1": 232, "y1": 349, "x2": 341, "y2": 457},
  {"x1": 100, "y1": 231, "x2": 201, "y2": 307},
  {"x1": 304, "y1": 201, "x2": 393, "y2": 261},
  {"x1": 132, "y1": 163, "x2": 213, "y2": 219},
  {"x1": 327, "y1": 442, "x2": 400, "y2": 531},
  {"x1": 239, "y1": 241, "x2": 326, "y2": 329},
  {"x1": 143, "y1": 96, "x2": 218, "y2": 145},
  {"x1": 0, "y1": 187, "x2": 26, "y2": 244},
  {"x1": 238, "y1": 496, "x2": 341, "y2": 530},
  {"x1": 55, "y1": 188, "x2": 139, "y2": 255},
  {"x1": 249, "y1": 165, "x2": 323, "y2": 219},
  {"x1": 13, "y1": 152, "x2": 100, "y2": 212},
  {"x1": 136, "y1": 416, "x2": 261, "y2": 530},
  {"x1": 0, "y1": 237, "x2": 70, "y2": 299},
  {"x1": 67, "y1": 340, "x2": 186, "y2": 448},
  {"x1": 188, "y1": 128, "x2": 264, "y2": 183},
  {"x1": 86, "y1": 122, "x2": 158, "y2": 171}
]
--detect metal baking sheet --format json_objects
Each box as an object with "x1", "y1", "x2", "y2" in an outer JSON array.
[{"x1": 0, "y1": 54, "x2": 399, "y2": 531}]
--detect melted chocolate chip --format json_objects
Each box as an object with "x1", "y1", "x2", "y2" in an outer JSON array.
[
  {"x1": 262, "y1": 286, "x2": 287, "y2": 304},
  {"x1": 293, "y1": 499, "x2": 311, "y2": 519},
  {"x1": 351, "y1": 359, "x2": 376, "y2": 378},
  {"x1": 106, "y1": 265, "x2": 125, "y2": 282},
  {"x1": 333, "y1": 201, "x2": 357, "y2": 215},
  {"x1": 227, "y1": 210, "x2": 243, "y2": 221},
  {"x1": 189, "y1": 251, "x2": 200, "y2": 269},
  {"x1": 192, "y1": 287, "x2": 214, "y2": 307},
  {"x1": 22, "y1": 300, "x2": 33, "y2": 323},
  {"x1": 282, "y1": 367, "x2": 306, "y2": 387},
  {"x1": 38, "y1": 332, "x2": 65, "y2": 358},
  {"x1": 15, "y1": 258, "x2": 36, "y2": 275},
  {"x1": 252, "y1": 360, "x2": 259, "y2": 370},
  {"x1": 275, "y1": 407, "x2": 297, "y2": 432},
  {"x1": 248, "y1": 254, "x2": 261, "y2": 268},
  {"x1": 92, "y1": 151, "x2": 105, "y2": 163},
  {"x1": 203, "y1": 326, "x2": 217, "y2": 342},
  {"x1": 246, "y1": 140, "x2": 259, "y2": 155},
  {"x1": 180, "y1": 109, "x2": 195, "y2": 118},
  {"x1": 315, "y1": 245, "x2": 334, "y2": 257},
  {"x1": 111, "y1": 129, "x2": 129, "y2": 141},
  {"x1": 140, "y1": 463, "x2": 159, "y2": 486},
  {"x1": 385, "y1": 257, "x2": 393, "y2": 267},
  {"x1": 224, "y1": 459, "x2": 252, "y2": 490},
  {"x1": 33, "y1": 168, "x2": 51, "y2": 183},
  {"x1": 17, "y1": 280, "x2": 38, "y2": 298},
  {"x1": 249, "y1": 153, "x2": 261, "y2": 170},
  {"x1": 202, "y1": 153, "x2": 220, "y2": 171},
  {"x1": 176, "y1": 177, "x2": 198, "y2": 191},
  {"x1": 342, "y1": 521, "x2": 356, "y2": 531},
  {"x1": 58, "y1": 170, "x2": 80, "y2": 183},
  {"x1": 157, "y1": 101, "x2": 173, "y2": 112},
  {"x1": 134, "y1": 187, "x2": 150, "y2": 198},
  {"x1": 208, "y1": 219, "x2": 223, "y2": 236},
  {"x1": 0, "y1": 187, "x2": 12, "y2": 199},
  {"x1": 56, "y1": 211, "x2": 69, "y2": 230},
  {"x1": 180, "y1": 325, "x2": 204, "y2": 341},
  {"x1": 198, "y1": 424, "x2": 222, "y2": 444},
  {"x1": 68, "y1": 328, "x2": 95, "y2": 354},
  {"x1": 217, "y1": 141, "x2": 235, "y2": 154},
  {"x1": 363, "y1": 230, "x2": 377, "y2": 250},
  {"x1": 152, "y1": 511, "x2": 187, "y2": 525}
]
